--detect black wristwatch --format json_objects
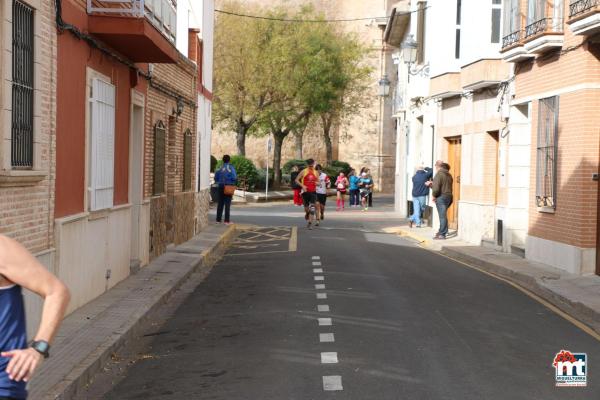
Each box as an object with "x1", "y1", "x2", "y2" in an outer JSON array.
[{"x1": 30, "y1": 340, "x2": 50, "y2": 359}]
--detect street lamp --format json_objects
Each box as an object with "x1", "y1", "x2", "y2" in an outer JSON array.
[
  {"x1": 401, "y1": 34, "x2": 418, "y2": 65},
  {"x1": 401, "y1": 34, "x2": 429, "y2": 76},
  {"x1": 378, "y1": 74, "x2": 391, "y2": 97}
]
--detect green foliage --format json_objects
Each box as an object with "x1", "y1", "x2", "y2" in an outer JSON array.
[
  {"x1": 210, "y1": 155, "x2": 218, "y2": 173},
  {"x1": 329, "y1": 160, "x2": 351, "y2": 174},
  {"x1": 255, "y1": 168, "x2": 274, "y2": 190},
  {"x1": 282, "y1": 159, "x2": 307, "y2": 175},
  {"x1": 216, "y1": 155, "x2": 259, "y2": 191},
  {"x1": 322, "y1": 161, "x2": 352, "y2": 184}
]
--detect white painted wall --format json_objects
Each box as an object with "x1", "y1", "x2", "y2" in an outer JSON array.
[{"x1": 460, "y1": 0, "x2": 503, "y2": 66}]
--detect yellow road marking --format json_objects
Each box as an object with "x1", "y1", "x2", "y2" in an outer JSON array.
[
  {"x1": 440, "y1": 253, "x2": 600, "y2": 342},
  {"x1": 289, "y1": 227, "x2": 298, "y2": 252}
]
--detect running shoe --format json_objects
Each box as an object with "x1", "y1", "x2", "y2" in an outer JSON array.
[{"x1": 307, "y1": 221, "x2": 312, "y2": 230}]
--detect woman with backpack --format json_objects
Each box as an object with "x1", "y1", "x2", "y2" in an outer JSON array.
[{"x1": 335, "y1": 172, "x2": 349, "y2": 211}]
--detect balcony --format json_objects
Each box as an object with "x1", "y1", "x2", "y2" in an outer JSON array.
[
  {"x1": 567, "y1": 0, "x2": 600, "y2": 35},
  {"x1": 430, "y1": 72, "x2": 462, "y2": 99},
  {"x1": 384, "y1": 2, "x2": 411, "y2": 47},
  {"x1": 523, "y1": 17, "x2": 564, "y2": 54},
  {"x1": 87, "y1": 0, "x2": 179, "y2": 63},
  {"x1": 501, "y1": 29, "x2": 535, "y2": 62},
  {"x1": 461, "y1": 59, "x2": 510, "y2": 91}
]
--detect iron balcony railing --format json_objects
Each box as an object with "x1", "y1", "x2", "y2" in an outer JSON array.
[
  {"x1": 569, "y1": 0, "x2": 599, "y2": 17},
  {"x1": 524, "y1": 17, "x2": 563, "y2": 38},
  {"x1": 87, "y1": 0, "x2": 177, "y2": 43},
  {"x1": 502, "y1": 30, "x2": 522, "y2": 48}
]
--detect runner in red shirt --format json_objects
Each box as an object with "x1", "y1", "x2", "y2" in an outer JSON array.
[{"x1": 295, "y1": 159, "x2": 319, "y2": 229}]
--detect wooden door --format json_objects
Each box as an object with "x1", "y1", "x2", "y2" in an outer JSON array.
[{"x1": 446, "y1": 137, "x2": 461, "y2": 230}]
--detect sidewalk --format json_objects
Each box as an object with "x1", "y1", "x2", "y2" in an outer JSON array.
[
  {"x1": 28, "y1": 224, "x2": 236, "y2": 400},
  {"x1": 388, "y1": 223, "x2": 600, "y2": 337}
]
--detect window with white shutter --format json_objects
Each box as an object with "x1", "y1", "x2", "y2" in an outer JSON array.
[{"x1": 89, "y1": 78, "x2": 116, "y2": 211}]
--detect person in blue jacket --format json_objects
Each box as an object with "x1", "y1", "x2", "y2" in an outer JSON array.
[
  {"x1": 348, "y1": 169, "x2": 361, "y2": 207},
  {"x1": 409, "y1": 164, "x2": 434, "y2": 228},
  {"x1": 214, "y1": 155, "x2": 237, "y2": 224}
]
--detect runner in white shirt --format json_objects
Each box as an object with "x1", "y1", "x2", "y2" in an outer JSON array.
[{"x1": 315, "y1": 165, "x2": 330, "y2": 226}]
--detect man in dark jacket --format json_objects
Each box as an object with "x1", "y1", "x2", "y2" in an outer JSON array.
[
  {"x1": 431, "y1": 162, "x2": 453, "y2": 239},
  {"x1": 409, "y1": 165, "x2": 433, "y2": 228}
]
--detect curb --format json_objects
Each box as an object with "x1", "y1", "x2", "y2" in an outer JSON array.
[
  {"x1": 35, "y1": 225, "x2": 236, "y2": 400},
  {"x1": 441, "y1": 246, "x2": 600, "y2": 337}
]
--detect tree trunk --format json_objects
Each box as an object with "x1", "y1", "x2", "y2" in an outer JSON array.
[
  {"x1": 295, "y1": 131, "x2": 303, "y2": 160},
  {"x1": 323, "y1": 119, "x2": 333, "y2": 165},
  {"x1": 273, "y1": 133, "x2": 285, "y2": 188},
  {"x1": 236, "y1": 124, "x2": 247, "y2": 156}
]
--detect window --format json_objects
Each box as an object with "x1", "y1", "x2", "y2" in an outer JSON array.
[
  {"x1": 89, "y1": 78, "x2": 116, "y2": 211},
  {"x1": 416, "y1": 1, "x2": 427, "y2": 64},
  {"x1": 153, "y1": 121, "x2": 166, "y2": 195},
  {"x1": 527, "y1": 0, "x2": 546, "y2": 25},
  {"x1": 183, "y1": 129, "x2": 193, "y2": 191},
  {"x1": 11, "y1": 0, "x2": 34, "y2": 169},
  {"x1": 491, "y1": 1, "x2": 502, "y2": 43},
  {"x1": 455, "y1": 0, "x2": 461, "y2": 59},
  {"x1": 536, "y1": 96, "x2": 559, "y2": 210},
  {"x1": 503, "y1": 0, "x2": 520, "y2": 36}
]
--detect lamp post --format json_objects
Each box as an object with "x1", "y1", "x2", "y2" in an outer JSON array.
[
  {"x1": 401, "y1": 34, "x2": 418, "y2": 65},
  {"x1": 378, "y1": 74, "x2": 391, "y2": 97}
]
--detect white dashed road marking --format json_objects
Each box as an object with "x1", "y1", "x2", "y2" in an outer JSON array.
[
  {"x1": 320, "y1": 333, "x2": 335, "y2": 343},
  {"x1": 316, "y1": 293, "x2": 327, "y2": 299},
  {"x1": 323, "y1": 376, "x2": 343, "y2": 391},
  {"x1": 314, "y1": 276, "x2": 324, "y2": 281},
  {"x1": 312, "y1": 262, "x2": 322, "y2": 266},
  {"x1": 312, "y1": 256, "x2": 320, "y2": 260},
  {"x1": 321, "y1": 352, "x2": 338, "y2": 364},
  {"x1": 318, "y1": 318, "x2": 332, "y2": 326},
  {"x1": 313, "y1": 268, "x2": 323, "y2": 273},
  {"x1": 317, "y1": 305, "x2": 330, "y2": 312},
  {"x1": 315, "y1": 284, "x2": 326, "y2": 290}
]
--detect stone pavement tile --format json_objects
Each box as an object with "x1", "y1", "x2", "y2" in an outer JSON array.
[{"x1": 28, "y1": 225, "x2": 235, "y2": 400}]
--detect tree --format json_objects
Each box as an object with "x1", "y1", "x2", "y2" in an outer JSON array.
[
  {"x1": 212, "y1": 1, "x2": 275, "y2": 156},
  {"x1": 313, "y1": 31, "x2": 372, "y2": 165}
]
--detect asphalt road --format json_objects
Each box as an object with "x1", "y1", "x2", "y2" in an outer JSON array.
[{"x1": 88, "y1": 197, "x2": 600, "y2": 399}]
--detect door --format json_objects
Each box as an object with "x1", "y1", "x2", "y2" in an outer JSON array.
[{"x1": 446, "y1": 137, "x2": 461, "y2": 230}]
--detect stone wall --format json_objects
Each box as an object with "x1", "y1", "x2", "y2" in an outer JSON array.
[{"x1": 195, "y1": 188, "x2": 211, "y2": 232}]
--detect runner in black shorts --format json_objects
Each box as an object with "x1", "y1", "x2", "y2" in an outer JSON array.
[
  {"x1": 315, "y1": 164, "x2": 330, "y2": 224},
  {"x1": 295, "y1": 159, "x2": 319, "y2": 229}
]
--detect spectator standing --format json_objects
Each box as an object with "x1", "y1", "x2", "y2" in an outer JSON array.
[
  {"x1": 409, "y1": 165, "x2": 433, "y2": 228},
  {"x1": 348, "y1": 169, "x2": 360, "y2": 207},
  {"x1": 215, "y1": 155, "x2": 237, "y2": 225},
  {"x1": 290, "y1": 165, "x2": 303, "y2": 206},
  {"x1": 431, "y1": 162, "x2": 454, "y2": 240}
]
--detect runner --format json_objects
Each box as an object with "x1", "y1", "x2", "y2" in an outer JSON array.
[
  {"x1": 335, "y1": 172, "x2": 349, "y2": 211},
  {"x1": 315, "y1": 164, "x2": 331, "y2": 225},
  {"x1": 359, "y1": 172, "x2": 374, "y2": 211},
  {"x1": 295, "y1": 159, "x2": 319, "y2": 229},
  {"x1": 0, "y1": 235, "x2": 70, "y2": 399}
]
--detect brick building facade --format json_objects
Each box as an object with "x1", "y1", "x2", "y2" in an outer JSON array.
[
  {"x1": 146, "y1": 57, "x2": 199, "y2": 259},
  {"x1": 0, "y1": 0, "x2": 57, "y2": 333},
  {"x1": 500, "y1": 0, "x2": 600, "y2": 275}
]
